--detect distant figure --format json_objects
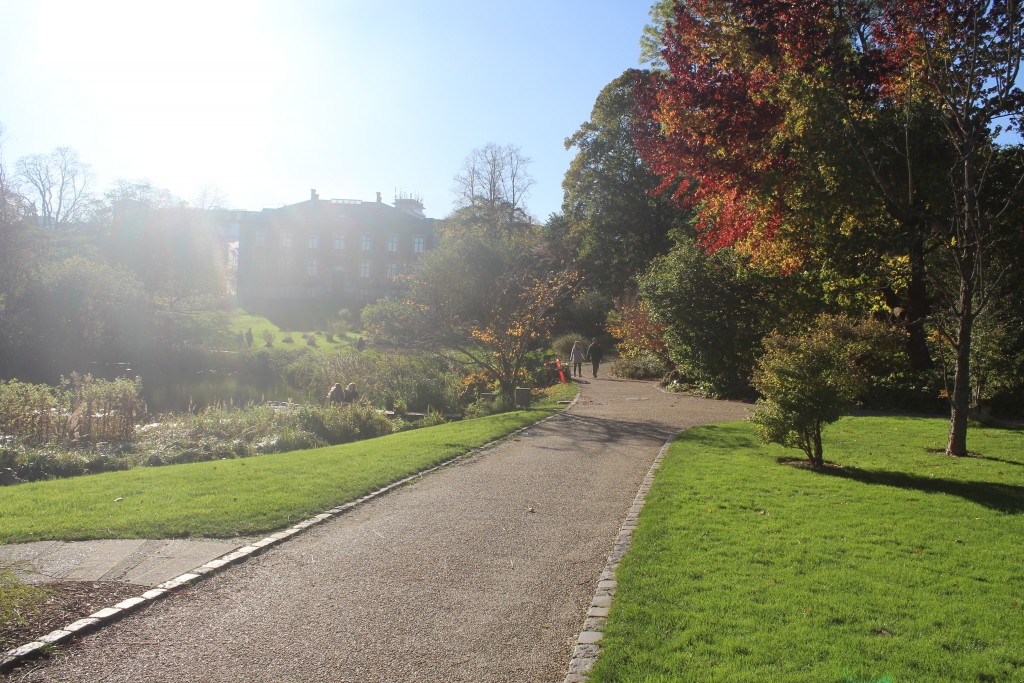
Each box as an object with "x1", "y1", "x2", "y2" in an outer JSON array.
[
  {"x1": 245, "y1": 327, "x2": 254, "y2": 348},
  {"x1": 569, "y1": 340, "x2": 585, "y2": 378},
  {"x1": 355, "y1": 337, "x2": 366, "y2": 351},
  {"x1": 328, "y1": 382, "x2": 359, "y2": 405},
  {"x1": 586, "y1": 338, "x2": 604, "y2": 379}
]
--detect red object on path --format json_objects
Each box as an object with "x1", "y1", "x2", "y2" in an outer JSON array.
[{"x1": 555, "y1": 358, "x2": 567, "y2": 383}]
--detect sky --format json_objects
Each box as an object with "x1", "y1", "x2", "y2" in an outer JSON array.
[{"x1": 0, "y1": 0, "x2": 655, "y2": 221}]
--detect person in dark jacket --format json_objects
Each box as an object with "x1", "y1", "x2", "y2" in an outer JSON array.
[{"x1": 586, "y1": 338, "x2": 604, "y2": 378}]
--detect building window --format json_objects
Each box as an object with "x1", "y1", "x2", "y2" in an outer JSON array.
[
  {"x1": 359, "y1": 261, "x2": 371, "y2": 279},
  {"x1": 386, "y1": 262, "x2": 399, "y2": 278},
  {"x1": 387, "y1": 234, "x2": 399, "y2": 252},
  {"x1": 361, "y1": 235, "x2": 373, "y2": 252},
  {"x1": 281, "y1": 230, "x2": 293, "y2": 248},
  {"x1": 413, "y1": 235, "x2": 425, "y2": 254},
  {"x1": 334, "y1": 234, "x2": 345, "y2": 250},
  {"x1": 306, "y1": 259, "x2": 318, "y2": 277},
  {"x1": 255, "y1": 230, "x2": 266, "y2": 247},
  {"x1": 308, "y1": 232, "x2": 319, "y2": 249}
]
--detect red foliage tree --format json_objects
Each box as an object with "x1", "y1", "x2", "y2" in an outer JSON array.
[{"x1": 636, "y1": 0, "x2": 1023, "y2": 455}]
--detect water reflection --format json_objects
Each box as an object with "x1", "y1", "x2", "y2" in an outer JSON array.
[{"x1": 87, "y1": 358, "x2": 305, "y2": 414}]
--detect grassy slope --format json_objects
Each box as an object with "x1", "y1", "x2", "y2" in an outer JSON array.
[
  {"x1": 0, "y1": 383, "x2": 576, "y2": 543},
  {"x1": 591, "y1": 416, "x2": 1024, "y2": 683}
]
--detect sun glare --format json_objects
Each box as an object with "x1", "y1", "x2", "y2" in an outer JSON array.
[{"x1": 37, "y1": 0, "x2": 286, "y2": 202}]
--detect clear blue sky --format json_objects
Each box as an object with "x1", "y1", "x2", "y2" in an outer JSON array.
[{"x1": 0, "y1": 0, "x2": 655, "y2": 220}]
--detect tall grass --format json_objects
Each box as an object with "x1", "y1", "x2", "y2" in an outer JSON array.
[{"x1": 0, "y1": 374, "x2": 145, "y2": 446}]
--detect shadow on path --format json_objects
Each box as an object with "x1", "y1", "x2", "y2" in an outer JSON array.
[{"x1": 533, "y1": 412, "x2": 678, "y2": 448}]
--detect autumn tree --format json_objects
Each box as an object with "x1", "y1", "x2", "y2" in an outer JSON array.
[
  {"x1": 362, "y1": 235, "x2": 578, "y2": 402},
  {"x1": 605, "y1": 295, "x2": 670, "y2": 368},
  {"x1": 636, "y1": 0, "x2": 1024, "y2": 455}
]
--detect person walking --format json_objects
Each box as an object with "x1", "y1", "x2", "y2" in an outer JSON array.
[
  {"x1": 586, "y1": 338, "x2": 604, "y2": 379},
  {"x1": 569, "y1": 340, "x2": 585, "y2": 378}
]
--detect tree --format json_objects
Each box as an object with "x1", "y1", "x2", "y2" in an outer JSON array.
[
  {"x1": 446, "y1": 143, "x2": 535, "y2": 240},
  {"x1": 0, "y1": 131, "x2": 48, "y2": 377},
  {"x1": 873, "y1": 1, "x2": 1024, "y2": 455},
  {"x1": 605, "y1": 295, "x2": 671, "y2": 367},
  {"x1": 562, "y1": 69, "x2": 688, "y2": 297},
  {"x1": 10, "y1": 256, "x2": 152, "y2": 375},
  {"x1": 363, "y1": 236, "x2": 578, "y2": 402},
  {"x1": 101, "y1": 187, "x2": 225, "y2": 308},
  {"x1": 752, "y1": 315, "x2": 906, "y2": 467},
  {"x1": 16, "y1": 147, "x2": 95, "y2": 227},
  {"x1": 640, "y1": 239, "x2": 813, "y2": 398},
  {"x1": 636, "y1": 0, "x2": 1024, "y2": 455}
]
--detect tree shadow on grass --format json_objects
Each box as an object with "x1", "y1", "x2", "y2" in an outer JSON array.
[
  {"x1": 817, "y1": 466, "x2": 1024, "y2": 514},
  {"x1": 923, "y1": 448, "x2": 1024, "y2": 468}
]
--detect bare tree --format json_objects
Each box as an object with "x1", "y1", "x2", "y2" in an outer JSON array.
[
  {"x1": 192, "y1": 184, "x2": 227, "y2": 210},
  {"x1": 451, "y1": 143, "x2": 535, "y2": 234},
  {"x1": 16, "y1": 146, "x2": 94, "y2": 227}
]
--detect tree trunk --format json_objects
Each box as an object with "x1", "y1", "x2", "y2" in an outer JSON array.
[
  {"x1": 905, "y1": 229, "x2": 932, "y2": 371},
  {"x1": 946, "y1": 278, "x2": 973, "y2": 456},
  {"x1": 812, "y1": 424, "x2": 824, "y2": 468},
  {"x1": 946, "y1": 239, "x2": 976, "y2": 455}
]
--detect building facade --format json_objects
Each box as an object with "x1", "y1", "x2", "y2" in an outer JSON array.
[{"x1": 236, "y1": 191, "x2": 435, "y2": 311}]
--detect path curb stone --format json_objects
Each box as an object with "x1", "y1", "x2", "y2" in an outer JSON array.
[{"x1": 562, "y1": 432, "x2": 673, "y2": 682}]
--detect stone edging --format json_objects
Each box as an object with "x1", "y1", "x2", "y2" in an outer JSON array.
[
  {"x1": 563, "y1": 431, "x2": 674, "y2": 683},
  {"x1": 0, "y1": 388, "x2": 580, "y2": 675}
]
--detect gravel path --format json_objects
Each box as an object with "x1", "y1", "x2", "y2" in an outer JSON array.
[{"x1": 7, "y1": 378, "x2": 748, "y2": 683}]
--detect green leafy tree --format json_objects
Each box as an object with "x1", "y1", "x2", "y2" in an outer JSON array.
[
  {"x1": 752, "y1": 315, "x2": 906, "y2": 467},
  {"x1": 12, "y1": 256, "x2": 151, "y2": 373},
  {"x1": 562, "y1": 69, "x2": 687, "y2": 298},
  {"x1": 640, "y1": 239, "x2": 813, "y2": 398},
  {"x1": 101, "y1": 191, "x2": 225, "y2": 309}
]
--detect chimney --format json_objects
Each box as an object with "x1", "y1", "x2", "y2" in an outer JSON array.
[
  {"x1": 311, "y1": 189, "x2": 319, "y2": 201},
  {"x1": 376, "y1": 192, "x2": 382, "y2": 203}
]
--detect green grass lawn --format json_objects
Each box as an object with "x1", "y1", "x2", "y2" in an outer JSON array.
[
  {"x1": 590, "y1": 416, "x2": 1024, "y2": 683},
  {"x1": 161, "y1": 307, "x2": 356, "y2": 352},
  {"x1": 0, "y1": 382, "x2": 575, "y2": 543}
]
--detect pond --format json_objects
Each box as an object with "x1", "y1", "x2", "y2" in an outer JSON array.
[{"x1": 85, "y1": 356, "x2": 308, "y2": 414}]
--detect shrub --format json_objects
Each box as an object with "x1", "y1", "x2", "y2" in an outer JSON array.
[
  {"x1": 606, "y1": 297, "x2": 670, "y2": 366},
  {"x1": 298, "y1": 402, "x2": 394, "y2": 445},
  {"x1": 551, "y1": 333, "x2": 585, "y2": 360},
  {"x1": 463, "y1": 395, "x2": 512, "y2": 419},
  {"x1": 262, "y1": 329, "x2": 276, "y2": 347},
  {"x1": 751, "y1": 315, "x2": 905, "y2": 467},
  {"x1": 611, "y1": 353, "x2": 667, "y2": 380}
]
